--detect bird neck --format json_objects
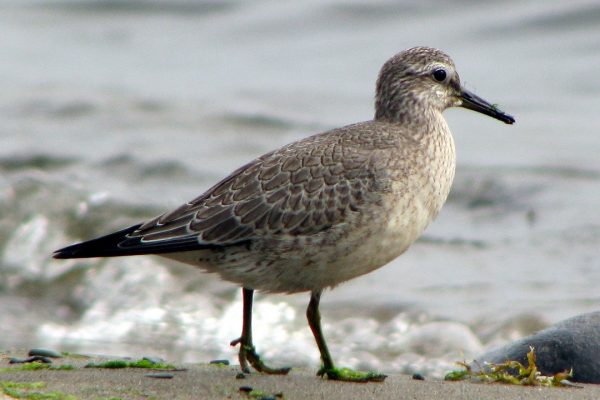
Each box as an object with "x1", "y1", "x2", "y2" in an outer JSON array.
[{"x1": 375, "y1": 104, "x2": 444, "y2": 137}]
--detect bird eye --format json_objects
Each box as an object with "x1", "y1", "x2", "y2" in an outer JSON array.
[{"x1": 432, "y1": 68, "x2": 447, "y2": 82}]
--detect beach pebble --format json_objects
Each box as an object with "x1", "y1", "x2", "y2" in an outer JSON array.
[
  {"x1": 9, "y1": 356, "x2": 52, "y2": 364},
  {"x1": 28, "y1": 348, "x2": 63, "y2": 358},
  {"x1": 238, "y1": 386, "x2": 253, "y2": 393},
  {"x1": 412, "y1": 373, "x2": 425, "y2": 380},
  {"x1": 210, "y1": 359, "x2": 230, "y2": 366},
  {"x1": 235, "y1": 372, "x2": 246, "y2": 379},
  {"x1": 145, "y1": 373, "x2": 175, "y2": 379}
]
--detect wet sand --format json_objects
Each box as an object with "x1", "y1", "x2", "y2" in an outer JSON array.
[{"x1": 1, "y1": 350, "x2": 598, "y2": 400}]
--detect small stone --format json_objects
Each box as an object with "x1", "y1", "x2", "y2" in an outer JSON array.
[
  {"x1": 235, "y1": 372, "x2": 246, "y2": 379},
  {"x1": 210, "y1": 359, "x2": 230, "y2": 366},
  {"x1": 238, "y1": 386, "x2": 253, "y2": 393},
  {"x1": 10, "y1": 356, "x2": 52, "y2": 364},
  {"x1": 145, "y1": 373, "x2": 175, "y2": 379},
  {"x1": 412, "y1": 373, "x2": 425, "y2": 381},
  {"x1": 28, "y1": 348, "x2": 63, "y2": 358},
  {"x1": 560, "y1": 380, "x2": 584, "y2": 388}
]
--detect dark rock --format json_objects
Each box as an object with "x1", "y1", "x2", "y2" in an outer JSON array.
[
  {"x1": 9, "y1": 356, "x2": 52, "y2": 364},
  {"x1": 144, "y1": 373, "x2": 175, "y2": 379},
  {"x1": 472, "y1": 312, "x2": 600, "y2": 383},
  {"x1": 28, "y1": 348, "x2": 63, "y2": 358},
  {"x1": 209, "y1": 359, "x2": 230, "y2": 366}
]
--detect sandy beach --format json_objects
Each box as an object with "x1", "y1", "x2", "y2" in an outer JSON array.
[{"x1": 1, "y1": 350, "x2": 599, "y2": 400}]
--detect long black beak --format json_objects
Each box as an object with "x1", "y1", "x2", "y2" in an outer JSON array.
[{"x1": 460, "y1": 88, "x2": 515, "y2": 124}]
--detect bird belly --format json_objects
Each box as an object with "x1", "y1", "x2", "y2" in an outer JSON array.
[{"x1": 321, "y1": 191, "x2": 442, "y2": 285}]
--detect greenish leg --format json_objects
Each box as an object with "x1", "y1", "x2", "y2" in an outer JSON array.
[
  {"x1": 307, "y1": 290, "x2": 387, "y2": 383},
  {"x1": 307, "y1": 290, "x2": 335, "y2": 371},
  {"x1": 230, "y1": 287, "x2": 291, "y2": 375}
]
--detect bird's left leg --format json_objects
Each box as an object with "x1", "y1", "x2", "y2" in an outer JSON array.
[{"x1": 230, "y1": 287, "x2": 291, "y2": 375}]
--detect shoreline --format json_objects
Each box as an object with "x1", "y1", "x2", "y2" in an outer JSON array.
[{"x1": 1, "y1": 350, "x2": 599, "y2": 400}]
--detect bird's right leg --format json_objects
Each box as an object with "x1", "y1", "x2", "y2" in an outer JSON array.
[
  {"x1": 307, "y1": 290, "x2": 387, "y2": 382},
  {"x1": 230, "y1": 287, "x2": 291, "y2": 375}
]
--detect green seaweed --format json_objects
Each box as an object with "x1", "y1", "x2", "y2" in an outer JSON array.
[
  {"x1": 52, "y1": 365, "x2": 75, "y2": 371},
  {"x1": 0, "y1": 363, "x2": 75, "y2": 372},
  {"x1": 84, "y1": 359, "x2": 176, "y2": 370},
  {"x1": 318, "y1": 366, "x2": 387, "y2": 383},
  {"x1": 59, "y1": 352, "x2": 90, "y2": 359},
  {"x1": 84, "y1": 360, "x2": 128, "y2": 369},
  {"x1": 444, "y1": 347, "x2": 577, "y2": 387},
  {"x1": 246, "y1": 389, "x2": 284, "y2": 399},
  {"x1": 444, "y1": 368, "x2": 471, "y2": 381},
  {"x1": 0, "y1": 381, "x2": 77, "y2": 400},
  {"x1": 1, "y1": 382, "x2": 46, "y2": 390},
  {"x1": 248, "y1": 390, "x2": 268, "y2": 398},
  {"x1": 209, "y1": 359, "x2": 230, "y2": 367}
]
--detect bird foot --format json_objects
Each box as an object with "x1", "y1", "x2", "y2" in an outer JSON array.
[
  {"x1": 317, "y1": 366, "x2": 387, "y2": 383},
  {"x1": 230, "y1": 338, "x2": 291, "y2": 375}
]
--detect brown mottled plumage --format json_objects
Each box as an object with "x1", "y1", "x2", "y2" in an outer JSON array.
[{"x1": 54, "y1": 47, "x2": 515, "y2": 381}]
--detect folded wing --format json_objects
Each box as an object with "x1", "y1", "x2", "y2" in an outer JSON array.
[{"x1": 54, "y1": 127, "x2": 390, "y2": 259}]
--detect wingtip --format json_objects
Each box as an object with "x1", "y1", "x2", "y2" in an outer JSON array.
[
  {"x1": 52, "y1": 248, "x2": 74, "y2": 259},
  {"x1": 51, "y1": 223, "x2": 144, "y2": 260},
  {"x1": 52, "y1": 242, "x2": 87, "y2": 259},
  {"x1": 51, "y1": 222, "x2": 219, "y2": 260}
]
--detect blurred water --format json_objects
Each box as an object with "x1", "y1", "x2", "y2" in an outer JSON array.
[{"x1": 1, "y1": 0, "x2": 599, "y2": 377}]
